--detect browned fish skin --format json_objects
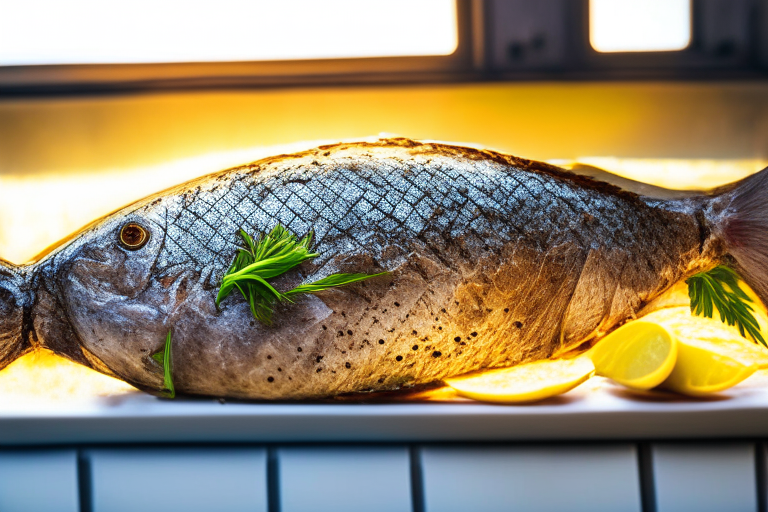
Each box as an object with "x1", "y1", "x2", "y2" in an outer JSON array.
[{"x1": 0, "y1": 139, "x2": 743, "y2": 399}]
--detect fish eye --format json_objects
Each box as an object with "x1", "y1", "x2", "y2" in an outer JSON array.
[{"x1": 118, "y1": 223, "x2": 150, "y2": 250}]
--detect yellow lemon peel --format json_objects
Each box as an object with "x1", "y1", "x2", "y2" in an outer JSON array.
[
  {"x1": 588, "y1": 321, "x2": 677, "y2": 390},
  {"x1": 444, "y1": 356, "x2": 595, "y2": 403}
]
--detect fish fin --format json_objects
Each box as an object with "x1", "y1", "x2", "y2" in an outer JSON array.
[
  {"x1": 563, "y1": 163, "x2": 704, "y2": 200},
  {"x1": 715, "y1": 166, "x2": 768, "y2": 307}
]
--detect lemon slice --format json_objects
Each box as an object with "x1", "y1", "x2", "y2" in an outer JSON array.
[
  {"x1": 639, "y1": 307, "x2": 761, "y2": 396},
  {"x1": 444, "y1": 356, "x2": 595, "y2": 403},
  {"x1": 643, "y1": 307, "x2": 768, "y2": 369},
  {"x1": 660, "y1": 338, "x2": 757, "y2": 396},
  {"x1": 588, "y1": 321, "x2": 677, "y2": 390}
]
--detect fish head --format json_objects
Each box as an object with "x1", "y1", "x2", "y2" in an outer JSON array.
[
  {"x1": 0, "y1": 258, "x2": 31, "y2": 369},
  {"x1": 46, "y1": 206, "x2": 172, "y2": 390}
]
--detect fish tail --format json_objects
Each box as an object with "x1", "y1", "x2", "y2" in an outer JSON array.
[
  {"x1": 711, "y1": 165, "x2": 768, "y2": 306},
  {"x1": 0, "y1": 258, "x2": 32, "y2": 370}
]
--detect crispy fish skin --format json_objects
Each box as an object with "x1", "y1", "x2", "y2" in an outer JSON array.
[{"x1": 0, "y1": 138, "x2": 763, "y2": 399}]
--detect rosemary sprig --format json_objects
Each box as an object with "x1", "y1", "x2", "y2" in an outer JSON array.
[
  {"x1": 686, "y1": 265, "x2": 766, "y2": 347},
  {"x1": 150, "y1": 330, "x2": 175, "y2": 398},
  {"x1": 217, "y1": 225, "x2": 386, "y2": 325}
]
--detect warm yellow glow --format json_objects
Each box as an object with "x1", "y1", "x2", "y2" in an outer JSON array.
[
  {"x1": 0, "y1": 350, "x2": 136, "y2": 405},
  {"x1": 0, "y1": 0, "x2": 458, "y2": 66},
  {"x1": 562, "y1": 158, "x2": 767, "y2": 191},
  {"x1": 590, "y1": 0, "x2": 691, "y2": 53}
]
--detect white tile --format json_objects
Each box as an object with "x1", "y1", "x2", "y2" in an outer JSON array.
[
  {"x1": 652, "y1": 443, "x2": 757, "y2": 512},
  {"x1": 278, "y1": 446, "x2": 411, "y2": 512},
  {"x1": 421, "y1": 445, "x2": 641, "y2": 512},
  {"x1": 0, "y1": 450, "x2": 79, "y2": 512},
  {"x1": 88, "y1": 447, "x2": 267, "y2": 512}
]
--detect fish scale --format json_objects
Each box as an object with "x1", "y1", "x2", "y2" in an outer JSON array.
[{"x1": 2, "y1": 138, "x2": 764, "y2": 400}]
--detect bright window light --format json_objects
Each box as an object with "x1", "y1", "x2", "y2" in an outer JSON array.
[
  {"x1": 590, "y1": 0, "x2": 691, "y2": 53},
  {"x1": 0, "y1": 0, "x2": 458, "y2": 66}
]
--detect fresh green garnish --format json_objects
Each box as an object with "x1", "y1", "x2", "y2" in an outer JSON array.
[
  {"x1": 217, "y1": 225, "x2": 386, "y2": 325},
  {"x1": 686, "y1": 265, "x2": 766, "y2": 347},
  {"x1": 150, "y1": 330, "x2": 175, "y2": 398}
]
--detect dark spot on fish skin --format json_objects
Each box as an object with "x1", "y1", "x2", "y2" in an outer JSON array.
[
  {"x1": 412, "y1": 345, "x2": 419, "y2": 350},
  {"x1": 323, "y1": 151, "x2": 330, "y2": 156},
  {"x1": 504, "y1": 308, "x2": 510, "y2": 313},
  {"x1": 322, "y1": 325, "x2": 327, "y2": 330},
  {"x1": 317, "y1": 368, "x2": 322, "y2": 373},
  {"x1": 341, "y1": 311, "x2": 346, "y2": 317},
  {"x1": 267, "y1": 377, "x2": 274, "y2": 383},
  {"x1": 460, "y1": 342, "x2": 466, "y2": 346},
  {"x1": 435, "y1": 317, "x2": 439, "y2": 321},
  {"x1": 396, "y1": 355, "x2": 403, "y2": 361},
  {"x1": 341, "y1": 350, "x2": 347, "y2": 354},
  {"x1": 267, "y1": 355, "x2": 272, "y2": 359},
  {"x1": 441, "y1": 308, "x2": 446, "y2": 313},
  {"x1": 514, "y1": 321, "x2": 523, "y2": 328},
  {"x1": 412, "y1": 330, "x2": 418, "y2": 335},
  {"x1": 278, "y1": 368, "x2": 282, "y2": 372},
  {"x1": 316, "y1": 356, "x2": 323, "y2": 363},
  {"x1": 455, "y1": 301, "x2": 459, "y2": 306},
  {"x1": 454, "y1": 336, "x2": 461, "y2": 342},
  {"x1": 378, "y1": 378, "x2": 385, "y2": 383},
  {"x1": 438, "y1": 326, "x2": 442, "y2": 330},
  {"x1": 297, "y1": 347, "x2": 303, "y2": 352},
  {"x1": 382, "y1": 309, "x2": 387, "y2": 313},
  {"x1": 288, "y1": 377, "x2": 292, "y2": 380},
  {"x1": 433, "y1": 351, "x2": 442, "y2": 358},
  {"x1": 394, "y1": 302, "x2": 400, "y2": 307},
  {"x1": 406, "y1": 314, "x2": 410, "y2": 318},
  {"x1": 345, "y1": 362, "x2": 351, "y2": 369},
  {"x1": 338, "y1": 331, "x2": 344, "y2": 337},
  {"x1": 379, "y1": 339, "x2": 385, "y2": 345},
  {"x1": 471, "y1": 332, "x2": 478, "y2": 337},
  {"x1": 347, "y1": 330, "x2": 353, "y2": 336}
]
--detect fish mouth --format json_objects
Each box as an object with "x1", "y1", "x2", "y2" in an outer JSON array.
[{"x1": 0, "y1": 258, "x2": 34, "y2": 369}]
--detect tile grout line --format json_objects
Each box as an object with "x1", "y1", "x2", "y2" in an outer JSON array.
[
  {"x1": 637, "y1": 443, "x2": 657, "y2": 512},
  {"x1": 267, "y1": 447, "x2": 281, "y2": 512},
  {"x1": 77, "y1": 449, "x2": 93, "y2": 512},
  {"x1": 756, "y1": 442, "x2": 766, "y2": 512},
  {"x1": 410, "y1": 445, "x2": 425, "y2": 512}
]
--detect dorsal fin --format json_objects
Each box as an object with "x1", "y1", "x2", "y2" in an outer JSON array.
[{"x1": 562, "y1": 163, "x2": 707, "y2": 200}]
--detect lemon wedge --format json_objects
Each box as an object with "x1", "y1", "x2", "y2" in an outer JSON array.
[
  {"x1": 587, "y1": 321, "x2": 678, "y2": 390},
  {"x1": 660, "y1": 339, "x2": 757, "y2": 396},
  {"x1": 643, "y1": 307, "x2": 768, "y2": 369},
  {"x1": 444, "y1": 356, "x2": 595, "y2": 403},
  {"x1": 640, "y1": 307, "x2": 762, "y2": 396}
]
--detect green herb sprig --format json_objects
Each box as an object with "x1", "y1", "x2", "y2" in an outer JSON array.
[
  {"x1": 216, "y1": 225, "x2": 386, "y2": 325},
  {"x1": 686, "y1": 265, "x2": 766, "y2": 347},
  {"x1": 150, "y1": 330, "x2": 175, "y2": 398}
]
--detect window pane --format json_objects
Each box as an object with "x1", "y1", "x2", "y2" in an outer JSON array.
[
  {"x1": 590, "y1": 0, "x2": 691, "y2": 53},
  {"x1": 0, "y1": 0, "x2": 458, "y2": 66}
]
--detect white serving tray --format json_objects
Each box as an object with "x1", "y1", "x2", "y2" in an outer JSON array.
[{"x1": 1, "y1": 374, "x2": 767, "y2": 445}]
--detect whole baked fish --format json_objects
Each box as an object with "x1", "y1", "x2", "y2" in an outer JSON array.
[{"x1": 1, "y1": 139, "x2": 766, "y2": 400}]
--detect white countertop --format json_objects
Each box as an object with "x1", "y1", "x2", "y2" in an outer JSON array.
[{"x1": 1, "y1": 371, "x2": 767, "y2": 445}]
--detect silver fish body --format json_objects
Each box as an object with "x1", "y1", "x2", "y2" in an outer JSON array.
[{"x1": 1, "y1": 138, "x2": 763, "y2": 400}]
